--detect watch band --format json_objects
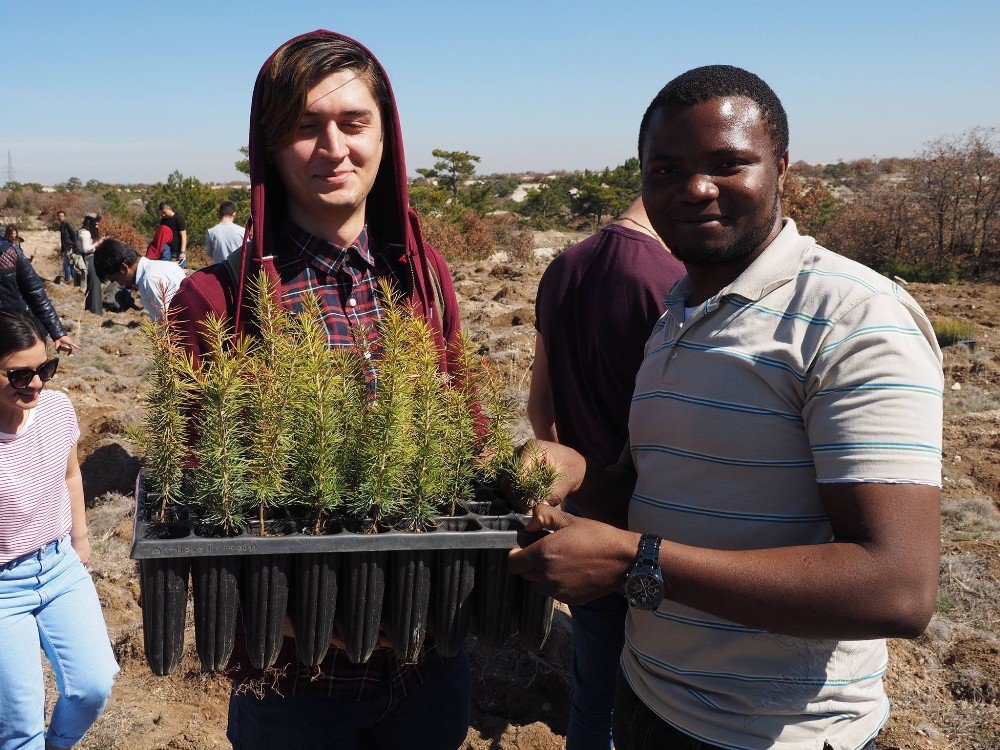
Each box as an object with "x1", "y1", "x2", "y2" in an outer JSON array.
[{"x1": 636, "y1": 534, "x2": 662, "y2": 568}]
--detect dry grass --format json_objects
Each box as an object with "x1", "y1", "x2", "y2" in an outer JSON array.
[
  {"x1": 938, "y1": 552, "x2": 1000, "y2": 630},
  {"x1": 941, "y1": 495, "x2": 1000, "y2": 541}
]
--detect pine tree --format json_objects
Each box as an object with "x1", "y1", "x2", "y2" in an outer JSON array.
[
  {"x1": 130, "y1": 306, "x2": 195, "y2": 522},
  {"x1": 244, "y1": 271, "x2": 297, "y2": 534},
  {"x1": 188, "y1": 314, "x2": 253, "y2": 534}
]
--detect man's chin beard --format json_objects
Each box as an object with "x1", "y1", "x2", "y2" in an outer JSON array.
[{"x1": 673, "y1": 203, "x2": 779, "y2": 268}]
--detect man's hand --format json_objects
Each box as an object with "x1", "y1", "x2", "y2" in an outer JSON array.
[
  {"x1": 54, "y1": 336, "x2": 81, "y2": 354},
  {"x1": 507, "y1": 504, "x2": 639, "y2": 605},
  {"x1": 505, "y1": 440, "x2": 586, "y2": 511}
]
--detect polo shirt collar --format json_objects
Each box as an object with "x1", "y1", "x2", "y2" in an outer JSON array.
[
  {"x1": 665, "y1": 219, "x2": 806, "y2": 316},
  {"x1": 281, "y1": 221, "x2": 375, "y2": 275}
]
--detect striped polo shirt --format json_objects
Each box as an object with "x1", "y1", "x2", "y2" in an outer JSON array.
[
  {"x1": 623, "y1": 219, "x2": 943, "y2": 750},
  {"x1": 0, "y1": 389, "x2": 80, "y2": 564}
]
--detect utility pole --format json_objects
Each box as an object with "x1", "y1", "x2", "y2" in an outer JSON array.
[{"x1": 5, "y1": 151, "x2": 14, "y2": 184}]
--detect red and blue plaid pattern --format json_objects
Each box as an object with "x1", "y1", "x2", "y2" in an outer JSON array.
[{"x1": 274, "y1": 222, "x2": 404, "y2": 385}]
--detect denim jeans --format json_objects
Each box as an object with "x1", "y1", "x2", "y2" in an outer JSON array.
[
  {"x1": 227, "y1": 651, "x2": 471, "y2": 750},
  {"x1": 0, "y1": 537, "x2": 119, "y2": 750},
  {"x1": 613, "y1": 671, "x2": 877, "y2": 750},
  {"x1": 61, "y1": 252, "x2": 74, "y2": 285},
  {"x1": 161, "y1": 244, "x2": 172, "y2": 261},
  {"x1": 566, "y1": 595, "x2": 627, "y2": 750}
]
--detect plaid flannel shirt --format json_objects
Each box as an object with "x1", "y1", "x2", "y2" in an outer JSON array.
[{"x1": 234, "y1": 221, "x2": 441, "y2": 700}]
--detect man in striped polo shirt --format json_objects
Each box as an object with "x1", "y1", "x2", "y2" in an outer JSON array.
[{"x1": 510, "y1": 66, "x2": 942, "y2": 750}]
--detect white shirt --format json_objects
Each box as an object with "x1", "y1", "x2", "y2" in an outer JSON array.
[
  {"x1": 134, "y1": 256, "x2": 186, "y2": 322},
  {"x1": 206, "y1": 220, "x2": 246, "y2": 264}
]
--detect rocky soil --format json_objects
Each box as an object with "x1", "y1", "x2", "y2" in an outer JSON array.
[{"x1": 15, "y1": 226, "x2": 998, "y2": 750}]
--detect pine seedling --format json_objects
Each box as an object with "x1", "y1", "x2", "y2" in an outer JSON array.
[
  {"x1": 438, "y1": 333, "x2": 485, "y2": 513},
  {"x1": 349, "y1": 281, "x2": 419, "y2": 530},
  {"x1": 188, "y1": 314, "x2": 254, "y2": 535},
  {"x1": 473, "y1": 347, "x2": 517, "y2": 486},
  {"x1": 243, "y1": 271, "x2": 297, "y2": 534},
  {"x1": 508, "y1": 441, "x2": 560, "y2": 509},
  {"x1": 286, "y1": 293, "x2": 363, "y2": 534},
  {"x1": 396, "y1": 312, "x2": 454, "y2": 530},
  {"x1": 130, "y1": 305, "x2": 195, "y2": 522}
]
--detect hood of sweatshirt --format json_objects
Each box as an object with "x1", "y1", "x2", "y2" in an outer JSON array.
[{"x1": 233, "y1": 29, "x2": 436, "y2": 330}]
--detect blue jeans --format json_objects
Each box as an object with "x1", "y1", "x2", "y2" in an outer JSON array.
[
  {"x1": 567, "y1": 595, "x2": 628, "y2": 750},
  {"x1": 0, "y1": 537, "x2": 119, "y2": 750},
  {"x1": 61, "y1": 252, "x2": 73, "y2": 284},
  {"x1": 161, "y1": 244, "x2": 172, "y2": 261},
  {"x1": 227, "y1": 651, "x2": 471, "y2": 750}
]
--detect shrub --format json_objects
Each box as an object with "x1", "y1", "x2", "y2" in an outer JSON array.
[
  {"x1": 872, "y1": 258, "x2": 959, "y2": 284},
  {"x1": 932, "y1": 317, "x2": 977, "y2": 347},
  {"x1": 100, "y1": 215, "x2": 147, "y2": 254}
]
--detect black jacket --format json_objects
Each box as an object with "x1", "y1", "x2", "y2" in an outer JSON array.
[
  {"x1": 0, "y1": 246, "x2": 67, "y2": 341},
  {"x1": 60, "y1": 220, "x2": 80, "y2": 254}
]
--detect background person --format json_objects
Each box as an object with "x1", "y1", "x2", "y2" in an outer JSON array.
[
  {"x1": 205, "y1": 200, "x2": 246, "y2": 264},
  {"x1": 95, "y1": 239, "x2": 186, "y2": 322},
  {"x1": 0, "y1": 308, "x2": 119, "y2": 750},
  {"x1": 528, "y1": 195, "x2": 684, "y2": 750},
  {"x1": 76, "y1": 214, "x2": 104, "y2": 316},
  {"x1": 145, "y1": 223, "x2": 174, "y2": 261},
  {"x1": 56, "y1": 211, "x2": 79, "y2": 286},
  {"x1": 158, "y1": 202, "x2": 187, "y2": 267},
  {"x1": 0, "y1": 238, "x2": 80, "y2": 354}
]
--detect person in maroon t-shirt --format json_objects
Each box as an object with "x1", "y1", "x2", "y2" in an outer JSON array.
[{"x1": 528, "y1": 196, "x2": 684, "y2": 750}]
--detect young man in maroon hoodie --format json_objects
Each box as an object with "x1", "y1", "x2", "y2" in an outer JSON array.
[{"x1": 170, "y1": 31, "x2": 469, "y2": 750}]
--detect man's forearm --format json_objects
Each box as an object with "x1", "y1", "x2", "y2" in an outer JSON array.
[{"x1": 657, "y1": 534, "x2": 936, "y2": 640}]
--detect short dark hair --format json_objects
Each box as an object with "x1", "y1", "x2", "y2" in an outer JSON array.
[
  {"x1": 158, "y1": 201, "x2": 172, "y2": 211},
  {"x1": 219, "y1": 201, "x2": 237, "y2": 218},
  {"x1": 94, "y1": 239, "x2": 139, "y2": 282},
  {"x1": 638, "y1": 65, "x2": 789, "y2": 162},
  {"x1": 260, "y1": 35, "x2": 391, "y2": 151},
  {"x1": 0, "y1": 309, "x2": 42, "y2": 361},
  {"x1": 57, "y1": 210, "x2": 66, "y2": 217}
]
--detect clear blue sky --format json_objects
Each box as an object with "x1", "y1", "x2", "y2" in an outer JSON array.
[{"x1": 5, "y1": 0, "x2": 999, "y2": 184}]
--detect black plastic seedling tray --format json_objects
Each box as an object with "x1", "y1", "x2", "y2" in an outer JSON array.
[{"x1": 131, "y1": 473, "x2": 554, "y2": 675}]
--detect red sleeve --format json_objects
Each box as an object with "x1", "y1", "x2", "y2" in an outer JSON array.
[{"x1": 168, "y1": 266, "x2": 235, "y2": 369}]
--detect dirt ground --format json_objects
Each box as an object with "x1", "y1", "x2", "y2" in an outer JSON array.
[{"x1": 14, "y1": 226, "x2": 999, "y2": 749}]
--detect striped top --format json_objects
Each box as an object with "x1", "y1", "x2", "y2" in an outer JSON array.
[
  {"x1": 623, "y1": 220, "x2": 943, "y2": 749},
  {"x1": 0, "y1": 389, "x2": 80, "y2": 564}
]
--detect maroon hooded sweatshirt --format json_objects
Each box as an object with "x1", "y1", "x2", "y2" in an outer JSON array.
[
  {"x1": 170, "y1": 29, "x2": 461, "y2": 371},
  {"x1": 168, "y1": 30, "x2": 462, "y2": 686}
]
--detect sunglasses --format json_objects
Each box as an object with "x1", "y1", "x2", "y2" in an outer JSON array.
[{"x1": 4, "y1": 358, "x2": 59, "y2": 390}]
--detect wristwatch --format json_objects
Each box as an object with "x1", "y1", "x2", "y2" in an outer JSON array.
[{"x1": 624, "y1": 534, "x2": 665, "y2": 610}]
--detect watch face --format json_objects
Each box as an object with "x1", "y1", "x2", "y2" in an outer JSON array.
[{"x1": 626, "y1": 570, "x2": 663, "y2": 610}]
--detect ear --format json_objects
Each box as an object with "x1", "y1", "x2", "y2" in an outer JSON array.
[{"x1": 776, "y1": 150, "x2": 789, "y2": 196}]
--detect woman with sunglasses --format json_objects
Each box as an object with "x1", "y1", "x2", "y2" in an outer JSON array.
[{"x1": 0, "y1": 309, "x2": 118, "y2": 750}]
